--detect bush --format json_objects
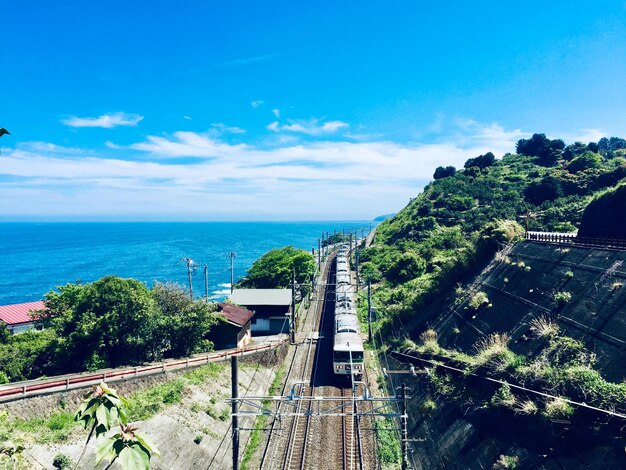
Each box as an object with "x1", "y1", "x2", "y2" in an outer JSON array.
[
  {"x1": 52, "y1": 453, "x2": 73, "y2": 469},
  {"x1": 554, "y1": 291, "x2": 572, "y2": 305},
  {"x1": 567, "y1": 151, "x2": 602, "y2": 173},
  {"x1": 468, "y1": 292, "x2": 489, "y2": 310}
]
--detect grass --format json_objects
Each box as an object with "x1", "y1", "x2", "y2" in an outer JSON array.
[
  {"x1": 183, "y1": 362, "x2": 226, "y2": 385},
  {"x1": 543, "y1": 397, "x2": 574, "y2": 419},
  {"x1": 0, "y1": 409, "x2": 77, "y2": 446},
  {"x1": 529, "y1": 315, "x2": 559, "y2": 338},
  {"x1": 240, "y1": 366, "x2": 285, "y2": 470},
  {"x1": 127, "y1": 379, "x2": 186, "y2": 421},
  {"x1": 373, "y1": 418, "x2": 401, "y2": 465}
]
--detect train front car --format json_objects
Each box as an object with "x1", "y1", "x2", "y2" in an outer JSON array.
[{"x1": 333, "y1": 316, "x2": 364, "y2": 379}]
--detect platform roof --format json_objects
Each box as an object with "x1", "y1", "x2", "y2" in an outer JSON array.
[{"x1": 230, "y1": 288, "x2": 291, "y2": 306}]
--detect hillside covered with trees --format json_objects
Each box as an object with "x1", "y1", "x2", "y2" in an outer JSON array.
[
  {"x1": 362, "y1": 133, "x2": 626, "y2": 324},
  {"x1": 363, "y1": 133, "x2": 626, "y2": 468}
]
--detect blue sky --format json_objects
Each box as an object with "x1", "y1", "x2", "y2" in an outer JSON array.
[{"x1": 1, "y1": 1, "x2": 625, "y2": 220}]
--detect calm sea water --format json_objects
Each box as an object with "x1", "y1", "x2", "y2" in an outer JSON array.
[{"x1": 0, "y1": 222, "x2": 371, "y2": 305}]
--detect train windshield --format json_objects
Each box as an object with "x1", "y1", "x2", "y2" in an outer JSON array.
[{"x1": 333, "y1": 351, "x2": 364, "y2": 363}]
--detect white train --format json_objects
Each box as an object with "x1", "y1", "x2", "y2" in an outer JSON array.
[{"x1": 333, "y1": 245, "x2": 364, "y2": 380}]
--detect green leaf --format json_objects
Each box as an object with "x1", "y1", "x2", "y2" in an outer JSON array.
[
  {"x1": 119, "y1": 444, "x2": 150, "y2": 470},
  {"x1": 134, "y1": 432, "x2": 160, "y2": 457},
  {"x1": 95, "y1": 436, "x2": 117, "y2": 466}
]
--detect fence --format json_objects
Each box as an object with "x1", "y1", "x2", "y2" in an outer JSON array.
[
  {"x1": 0, "y1": 336, "x2": 288, "y2": 403},
  {"x1": 526, "y1": 231, "x2": 626, "y2": 250}
]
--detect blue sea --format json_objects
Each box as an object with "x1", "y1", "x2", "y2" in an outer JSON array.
[{"x1": 0, "y1": 222, "x2": 371, "y2": 305}]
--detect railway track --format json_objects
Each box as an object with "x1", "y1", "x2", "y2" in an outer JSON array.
[{"x1": 259, "y1": 256, "x2": 332, "y2": 470}]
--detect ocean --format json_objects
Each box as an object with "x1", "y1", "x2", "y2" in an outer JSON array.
[{"x1": 0, "y1": 221, "x2": 371, "y2": 305}]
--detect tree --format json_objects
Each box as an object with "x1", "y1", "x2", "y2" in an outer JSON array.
[
  {"x1": 567, "y1": 151, "x2": 602, "y2": 174},
  {"x1": 238, "y1": 246, "x2": 315, "y2": 291},
  {"x1": 524, "y1": 176, "x2": 563, "y2": 206},
  {"x1": 464, "y1": 152, "x2": 495, "y2": 169},
  {"x1": 433, "y1": 166, "x2": 457, "y2": 179},
  {"x1": 516, "y1": 134, "x2": 564, "y2": 166},
  {"x1": 152, "y1": 283, "x2": 218, "y2": 358},
  {"x1": 44, "y1": 276, "x2": 163, "y2": 371},
  {"x1": 385, "y1": 252, "x2": 426, "y2": 284}
]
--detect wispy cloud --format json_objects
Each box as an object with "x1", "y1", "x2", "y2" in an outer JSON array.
[
  {"x1": 267, "y1": 118, "x2": 349, "y2": 136},
  {"x1": 0, "y1": 119, "x2": 538, "y2": 219},
  {"x1": 272, "y1": 109, "x2": 280, "y2": 119},
  {"x1": 251, "y1": 100, "x2": 264, "y2": 109},
  {"x1": 61, "y1": 112, "x2": 144, "y2": 129},
  {"x1": 211, "y1": 123, "x2": 246, "y2": 134}
]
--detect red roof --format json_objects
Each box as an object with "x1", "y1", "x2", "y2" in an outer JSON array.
[
  {"x1": 0, "y1": 301, "x2": 45, "y2": 325},
  {"x1": 218, "y1": 303, "x2": 254, "y2": 327}
]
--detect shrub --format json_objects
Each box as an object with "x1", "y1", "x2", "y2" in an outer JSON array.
[
  {"x1": 194, "y1": 435, "x2": 203, "y2": 444},
  {"x1": 493, "y1": 454, "x2": 519, "y2": 469},
  {"x1": 564, "y1": 270, "x2": 574, "y2": 279},
  {"x1": 52, "y1": 453, "x2": 73, "y2": 469},
  {"x1": 554, "y1": 291, "x2": 572, "y2": 305},
  {"x1": 544, "y1": 397, "x2": 574, "y2": 419},
  {"x1": 419, "y1": 398, "x2": 437, "y2": 415},
  {"x1": 529, "y1": 316, "x2": 559, "y2": 338},
  {"x1": 468, "y1": 291, "x2": 489, "y2": 310},
  {"x1": 513, "y1": 399, "x2": 538, "y2": 415}
]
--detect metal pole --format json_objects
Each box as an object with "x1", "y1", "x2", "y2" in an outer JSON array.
[
  {"x1": 401, "y1": 383, "x2": 408, "y2": 470},
  {"x1": 318, "y1": 239, "x2": 321, "y2": 267},
  {"x1": 355, "y1": 249, "x2": 360, "y2": 292},
  {"x1": 204, "y1": 264, "x2": 209, "y2": 303},
  {"x1": 290, "y1": 269, "x2": 296, "y2": 344},
  {"x1": 368, "y1": 279, "x2": 372, "y2": 343},
  {"x1": 232, "y1": 356, "x2": 239, "y2": 470},
  {"x1": 186, "y1": 258, "x2": 194, "y2": 300},
  {"x1": 229, "y1": 252, "x2": 236, "y2": 294}
]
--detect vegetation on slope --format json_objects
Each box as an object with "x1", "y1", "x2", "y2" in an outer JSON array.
[
  {"x1": 365, "y1": 133, "x2": 626, "y2": 328},
  {"x1": 364, "y1": 133, "x2": 626, "y2": 425}
]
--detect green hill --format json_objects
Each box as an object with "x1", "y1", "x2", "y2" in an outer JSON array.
[{"x1": 363, "y1": 133, "x2": 626, "y2": 469}]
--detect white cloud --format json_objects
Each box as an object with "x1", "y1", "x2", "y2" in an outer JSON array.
[
  {"x1": 272, "y1": 109, "x2": 280, "y2": 118},
  {"x1": 0, "y1": 119, "x2": 529, "y2": 219},
  {"x1": 183, "y1": 116, "x2": 192, "y2": 120},
  {"x1": 62, "y1": 112, "x2": 144, "y2": 128},
  {"x1": 267, "y1": 118, "x2": 349, "y2": 136},
  {"x1": 251, "y1": 100, "x2": 264, "y2": 109},
  {"x1": 557, "y1": 128, "x2": 606, "y2": 144}
]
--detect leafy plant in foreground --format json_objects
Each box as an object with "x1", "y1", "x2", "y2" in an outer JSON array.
[
  {"x1": 96, "y1": 423, "x2": 160, "y2": 470},
  {"x1": 74, "y1": 382, "x2": 128, "y2": 468}
]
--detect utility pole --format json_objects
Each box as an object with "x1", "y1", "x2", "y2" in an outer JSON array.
[
  {"x1": 227, "y1": 252, "x2": 237, "y2": 293},
  {"x1": 290, "y1": 269, "x2": 296, "y2": 344},
  {"x1": 367, "y1": 279, "x2": 372, "y2": 343},
  {"x1": 401, "y1": 383, "x2": 409, "y2": 470},
  {"x1": 355, "y1": 249, "x2": 360, "y2": 292},
  {"x1": 317, "y1": 238, "x2": 321, "y2": 267},
  {"x1": 231, "y1": 356, "x2": 239, "y2": 470},
  {"x1": 204, "y1": 264, "x2": 209, "y2": 303},
  {"x1": 181, "y1": 257, "x2": 194, "y2": 300}
]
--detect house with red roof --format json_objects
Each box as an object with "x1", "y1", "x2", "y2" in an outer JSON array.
[
  {"x1": 0, "y1": 301, "x2": 45, "y2": 334},
  {"x1": 209, "y1": 303, "x2": 254, "y2": 349}
]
